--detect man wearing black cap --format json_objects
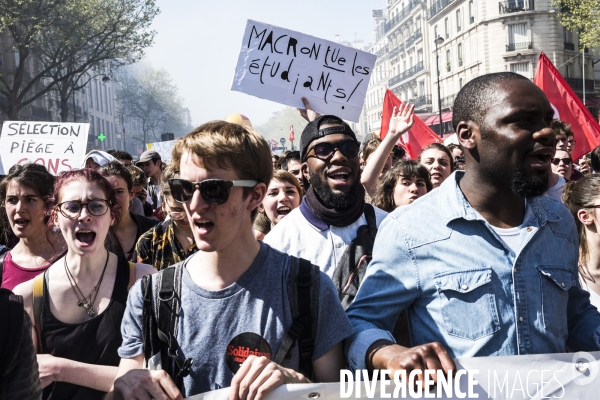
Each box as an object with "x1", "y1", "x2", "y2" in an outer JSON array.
[
  {"x1": 265, "y1": 101, "x2": 387, "y2": 278},
  {"x1": 137, "y1": 150, "x2": 163, "y2": 211}
]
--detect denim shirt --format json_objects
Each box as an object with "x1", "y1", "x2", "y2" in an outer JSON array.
[{"x1": 345, "y1": 171, "x2": 600, "y2": 371}]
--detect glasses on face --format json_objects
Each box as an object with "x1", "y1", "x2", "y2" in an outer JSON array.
[
  {"x1": 56, "y1": 199, "x2": 110, "y2": 219},
  {"x1": 168, "y1": 179, "x2": 258, "y2": 205},
  {"x1": 551, "y1": 157, "x2": 572, "y2": 165},
  {"x1": 306, "y1": 140, "x2": 360, "y2": 161}
]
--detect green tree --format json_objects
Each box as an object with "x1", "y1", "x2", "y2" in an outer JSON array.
[
  {"x1": 554, "y1": 0, "x2": 600, "y2": 49},
  {"x1": 116, "y1": 67, "x2": 186, "y2": 147}
]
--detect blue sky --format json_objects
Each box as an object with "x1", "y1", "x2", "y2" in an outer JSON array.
[{"x1": 143, "y1": 0, "x2": 385, "y2": 127}]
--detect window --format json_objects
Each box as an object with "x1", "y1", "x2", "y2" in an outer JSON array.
[
  {"x1": 434, "y1": 25, "x2": 438, "y2": 39},
  {"x1": 470, "y1": 35, "x2": 478, "y2": 61},
  {"x1": 508, "y1": 23, "x2": 528, "y2": 46},
  {"x1": 564, "y1": 27, "x2": 573, "y2": 43},
  {"x1": 445, "y1": 18, "x2": 450, "y2": 38},
  {"x1": 566, "y1": 64, "x2": 572, "y2": 78},
  {"x1": 458, "y1": 43, "x2": 464, "y2": 66},
  {"x1": 417, "y1": 49, "x2": 423, "y2": 64},
  {"x1": 510, "y1": 62, "x2": 529, "y2": 77},
  {"x1": 419, "y1": 81, "x2": 425, "y2": 96},
  {"x1": 456, "y1": 9, "x2": 462, "y2": 32},
  {"x1": 416, "y1": 16, "x2": 422, "y2": 31},
  {"x1": 446, "y1": 49, "x2": 451, "y2": 72},
  {"x1": 95, "y1": 80, "x2": 100, "y2": 112},
  {"x1": 459, "y1": 78, "x2": 464, "y2": 88},
  {"x1": 469, "y1": 0, "x2": 475, "y2": 24},
  {"x1": 409, "y1": 56, "x2": 413, "y2": 68}
]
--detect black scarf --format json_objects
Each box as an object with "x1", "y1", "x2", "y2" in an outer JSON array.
[{"x1": 304, "y1": 184, "x2": 366, "y2": 227}]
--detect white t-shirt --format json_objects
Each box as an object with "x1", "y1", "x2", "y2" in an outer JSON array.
[
  {"x1": 545, "y1": 175, "x2": 566, "y2": 202},
  {"x1": 489, "y1": 201, "x2": 534, "y2": 255}
]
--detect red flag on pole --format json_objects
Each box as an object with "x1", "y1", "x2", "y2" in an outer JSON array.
[
  {"x1": 533, "y1": 52, "x2": 600, "y2": 160},
  {"x1": 289, "y1": 125, "x2": 295, "y2": 142},
  {"x1": 380, "y1": 89, "x2": 441, "y2": 159}
]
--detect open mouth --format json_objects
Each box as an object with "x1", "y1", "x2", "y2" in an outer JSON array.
[
  {"x1": 13, "y1": 218, "x2": 30, "y2": 229},
  {"x1": 525, "y1": 149, "x2": 553, "y2": 171},
  {"x1": 194, "y1": 219, "x2": 214, "y2": 234},
  {"x1": 276, "y1": 206, "x2": 292, "y2": 217},
  {"x1": 75, "y1": 229, "x2": 96, "y2": 245}
]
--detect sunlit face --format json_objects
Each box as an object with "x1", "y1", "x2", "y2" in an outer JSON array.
[
  {"x1": 179, "y1": 151, "x2": 262, "y2": 253},
  {"x1": 551, "y1": 149, "x2": 573, "y2": 180},
  {"x1": 286, "y1": 160, "x2": 303, "y2": 184},
  {"x1": 105, "y1": 175, "x2": 131, "y2": 215},
  {"x1": 164, "y1": 195, "x2": 190, "y2": 228},
  {"x1": 420, "y1": 149, "x2": 452, "y2": 188},
  {"x1": 262, "y1": 179, "x2": 301, "y2": 225},
  {"x1": 4, "y1": 180, "x2": 46, "y2": 239},
  {"x1": 138, "y1": 159, "x2": 161, "y2": 179},
  {"x1": 55, "y1": 179, "x2": 113, "y2": 256},
  {"x1": 393, "y1": 175, "x2": 428, "y2": 207}
]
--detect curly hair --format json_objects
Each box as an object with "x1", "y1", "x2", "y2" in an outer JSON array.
[{"x1": 372, "y1": 160, "x2": 432, "y2": 212}]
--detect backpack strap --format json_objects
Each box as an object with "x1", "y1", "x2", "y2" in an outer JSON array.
[
  {"x1": 32, "y1": 272, "x2": 45, "y2": 353},
  {"x1": 0, "y1": 248, "x2": 9, "y2": 285},
  {"x1": 128, "y1": 262, "x2": 137, "y2": 291},
  {"x1": 364, "y1": 204, "x2": 377, "y2": 233},
  {"x1": 274, "y1": 258, "x2": 319, "y2": 379},
  {"x1": 155, "y1": 265, "x2": 193, "y2": 391}
]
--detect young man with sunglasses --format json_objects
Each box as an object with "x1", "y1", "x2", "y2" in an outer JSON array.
[
  {"x1": 265, "y1": 109, "x2": 388, "y2": 279},
  {"x1": 107, "y1": 121, "x2": 352, "y2": 400},
  {"x1": 546, "y1": 149, "x2": 573, "y2": 201}
]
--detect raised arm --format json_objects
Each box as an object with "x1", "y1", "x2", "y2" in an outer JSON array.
[
  {"x1": 297, "y1": 97, "x2": 322, "y2": 123},
  {"x1": 361, "y1": 103, "x2": 414, "y2": 197}
]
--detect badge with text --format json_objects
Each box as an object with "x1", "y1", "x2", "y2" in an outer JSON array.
[{"x1": 225, "y1": 332, "x2": 272, "y2": 373}]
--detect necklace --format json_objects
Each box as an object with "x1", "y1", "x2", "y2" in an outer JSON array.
[{"x1": 64, "y1": 250, "x2": 110, "y2": 317}]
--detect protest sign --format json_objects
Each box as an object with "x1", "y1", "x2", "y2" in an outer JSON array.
[
  {"x1": 0, "y1": 121, "x2": 90, "y2": 175},
  {"x1": 187, "y1": 351, "x2": 600, "y2": 399},
  {"x1": 231, "y1": 20, "x2": 376, "y2": 122},
  {"x1": 146, "y1": 140, "x2": 176, "y2": 163}
]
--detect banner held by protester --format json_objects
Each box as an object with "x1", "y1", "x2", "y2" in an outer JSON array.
[
  {"x1": 0, "y1": 121, "x2": 90, "y2": 175},
  {"x1": 231, "y1": 20, "x2": 376, "y2": 122},
  {"x1": 146, "y1": 139, "x2": 176, "y2": 163}
]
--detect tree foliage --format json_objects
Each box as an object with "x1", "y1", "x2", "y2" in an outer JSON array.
[
  {"x1": 0, "y1": 0, "x2": 159, "y2": 120},
  {"x1": 554, "y1": 0, "x2": 600, "y2": 49},
  {"x1": 116, "y1": 67, "x2": 186, "y2": 146}
]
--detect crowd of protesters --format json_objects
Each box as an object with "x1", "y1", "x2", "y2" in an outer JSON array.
[{"x1": 2, "y1": 72, "x2": 600, "y2": 400}]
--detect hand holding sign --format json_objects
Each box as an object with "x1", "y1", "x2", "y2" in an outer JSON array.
[{"x1": 232, "y1": 20, "x2": 376, "y2": 122}]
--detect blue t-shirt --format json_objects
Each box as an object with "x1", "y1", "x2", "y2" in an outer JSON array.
[{"x1": 119, "y1": 242, "x2": 353, "y2": 397}]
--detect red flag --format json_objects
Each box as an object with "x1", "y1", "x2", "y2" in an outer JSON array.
[
  {"x1": 380, "y1": 89, "x2": 441, "y2": 159},
  {"x1": 534, "y1": 52, "x2": 600, "y2": 159},
  {"x1": 289, "y1": 125, "x2": 295, "y2": 142}
]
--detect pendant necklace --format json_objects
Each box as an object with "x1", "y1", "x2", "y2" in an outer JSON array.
[{"x1": 64, "y1": 250, "x2": 110, "y2": 317}]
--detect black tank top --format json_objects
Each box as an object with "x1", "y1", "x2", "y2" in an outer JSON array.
[{"x1": 40, "y1": 256, "x2": 130, "y2": 400}]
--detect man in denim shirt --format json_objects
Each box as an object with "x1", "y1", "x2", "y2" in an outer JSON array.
[{"x1": 345, "y1": 72, "x2": 600, "y2": 381}]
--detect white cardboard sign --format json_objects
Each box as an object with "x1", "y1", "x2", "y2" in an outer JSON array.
[
  {"x1": 0, "y1": 121, "x2": 90, "y2": 175},
  {"x1": 146, "y1": 140, "x2": 176, "y2": 164},
  {"x1": 231, "y1": 20, "x2": 376, "y2": 122}
]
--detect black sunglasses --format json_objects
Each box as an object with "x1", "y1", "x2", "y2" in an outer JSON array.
[
  {"x1": 551, "y1": 157, "x2": 572, "y2": 165},
  {"x1": 168, "y1": 178, "x2": 257, "y2": 205},
  {"x1": 306, "y1": 140, "x2": 360, "y2": 161}
]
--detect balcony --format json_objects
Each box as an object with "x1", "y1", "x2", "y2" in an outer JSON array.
[
  {"x1": 413, "y1": 95, "x2": 432, "y2": 108},
  {"x1": 374, "y1": 46, "x2": 388, "y2": 58},
  {"x1": 389, "y1": 44, "x2": 404, "y2": 59},
  {"x1": 564, "y1": 42, "x2": 575, "y2": 51},
  {"x1": 442, "y1": 95, "x2": 455, "y2": 107},
  {"x1": 405, "y1": 29, "x2": 423, "y2": 48},
  {"x1": 565, "y1": 77, "x2": 595, "y2": 94},
  {"x1": 429, "y1": 0, "x2": 456, "y2": 19},
  {"x1": 506, "y1": 42, "x2": 533, "y2": 52},
  {"x1": 388, "y1": 61, "x2": 425, "y2": 86},
  {"x1": 499, "y1": 0, "x2": 534, "y2": 14},
  {"x1": 385, "y1": 1, "x2": 418, "y2": 33}
]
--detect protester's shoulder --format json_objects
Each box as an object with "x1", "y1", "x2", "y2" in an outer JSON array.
[
  {"x1": 370, "y1": 204, "x2": 388, "y2": 226},
  {"x1": 131, "y1": 212, "x2": 160, "y2": 231},
  {"x1": 534, "y1": 194, "x2": 577, "y2": 226}
]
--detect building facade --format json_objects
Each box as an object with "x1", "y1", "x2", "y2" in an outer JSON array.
[{"x1": 358, "y1": 0, "x2": 598, "y2": 139}]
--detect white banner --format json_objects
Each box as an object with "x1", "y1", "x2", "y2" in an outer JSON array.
[
  {"x1": 0, "y1": 121, "x2": 90, "y2": 175},
  {"x1": 187, "y1": 351, "x2": 600, "y2": 399},
  {"x1": 146, "y1": 140, "x2": 176, "y2": 164},
  {"x1": 231, "y1": 20, "x2": 376, "y2": 122}
]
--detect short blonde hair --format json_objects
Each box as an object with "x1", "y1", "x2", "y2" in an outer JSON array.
[{"x1": 172, "y1": 121, "x2": 273, "y2": 218}]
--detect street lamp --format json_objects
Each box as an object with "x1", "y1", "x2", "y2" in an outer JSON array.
[{"x1": 434, "y1": 35, "x2": 445, "y2": 138}]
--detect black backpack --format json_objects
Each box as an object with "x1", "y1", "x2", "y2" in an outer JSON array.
[
  {"x1": 0, "y1": 288, "x2": 24, "y2": 388},
  {"x1": 332, "y1": 204, "x2": 378, "y2": 309},
  {"x1": 140, "y1": 257, "x2": 319, "y2": 392}
]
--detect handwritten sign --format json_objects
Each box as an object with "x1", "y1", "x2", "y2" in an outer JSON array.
[
  {"x1": 0, "y1": 121, "x2": 90, "y2": 175},
  {"x1": 231, "y1": 20, "x2": 376, "y2": 122},
  {"x1": 146, "y1": 140, "x2": 176, "y2": 164}
]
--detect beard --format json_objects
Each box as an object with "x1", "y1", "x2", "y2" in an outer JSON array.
[
  {"x1": 510, "y1": 166, "x2": 549, "y2": 197},
  {"x1": 309, "y1": 170, "x2": 357, "y2": 209}
]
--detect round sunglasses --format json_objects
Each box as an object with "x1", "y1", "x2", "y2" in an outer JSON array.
[{"x1": 168, "y1": 178, "x2": 258, "y2": 205}]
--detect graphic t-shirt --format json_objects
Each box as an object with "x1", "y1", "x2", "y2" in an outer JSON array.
[{"x1": 119, "y1": 242, "x2": 353, "y2": 397}]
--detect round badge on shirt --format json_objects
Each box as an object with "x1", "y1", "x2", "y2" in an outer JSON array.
[{"x1": 225, "y1": 332, "x2": 272, "y2": 373}]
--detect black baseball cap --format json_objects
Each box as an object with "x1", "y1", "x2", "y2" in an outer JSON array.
[{"x1": 300, "y1": 115, "x2": 358, "y2": 161}]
